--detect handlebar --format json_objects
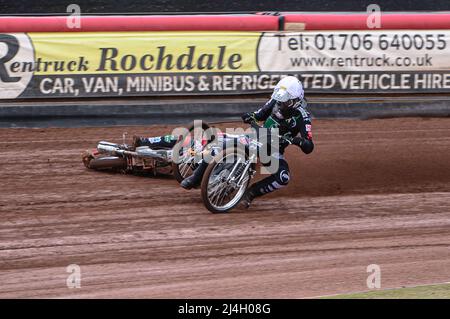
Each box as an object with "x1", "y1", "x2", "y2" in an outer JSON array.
[{"x1": 248, "y1": 120, "x2": 293, "y2": 145}]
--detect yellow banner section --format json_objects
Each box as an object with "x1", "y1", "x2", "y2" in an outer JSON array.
[{"x1": 29, "y1": 32, "x2": 261, "y2": 75}]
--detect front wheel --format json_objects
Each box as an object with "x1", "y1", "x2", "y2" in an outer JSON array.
[
  {"x1": 173, "y1": 120, "x2": 211, "y2": 183},
  {"x1": 200, "y1": 148, "x2": 251, "y2": 214}
]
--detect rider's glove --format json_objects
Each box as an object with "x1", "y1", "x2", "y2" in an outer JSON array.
[
  {"x1": 242, "y1": 112, "x2": 255, "y2": 124},
  {"x1": 292, "y1": 136, "x2": 304, "y2": 147}
]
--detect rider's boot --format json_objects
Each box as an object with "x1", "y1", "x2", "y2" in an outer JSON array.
[
  {"x1": 241, "y1": 188, "x2": 256, "y2": 209},
  {"x1": 181, "y1": 161, "x2": 208, "y2": 190}
]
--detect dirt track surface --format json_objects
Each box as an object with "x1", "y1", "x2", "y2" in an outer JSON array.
[{"x1": 0, "y1": 118, "x2": 449, "y2": 298}]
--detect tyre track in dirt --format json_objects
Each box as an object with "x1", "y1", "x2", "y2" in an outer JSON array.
[{"x1": 0, "y1": 118, "x2": 449, "y2": 298}]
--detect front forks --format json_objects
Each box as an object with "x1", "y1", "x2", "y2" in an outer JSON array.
[{"x1": 229, "y1": 155, "x2": 257, "y2": 188}]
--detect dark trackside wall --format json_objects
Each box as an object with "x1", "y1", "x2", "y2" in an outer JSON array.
[{"x1": 1, "y1": 0, "x2": 450, "y2": 14}]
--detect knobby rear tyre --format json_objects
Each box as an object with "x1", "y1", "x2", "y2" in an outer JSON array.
[{"x1": 87, "y1": 156, "x2": 127, "y2": 170}]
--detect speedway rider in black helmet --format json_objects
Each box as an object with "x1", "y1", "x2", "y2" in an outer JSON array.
[{"x1": 180, "y1": 75, "x2": 314, "y2": 208}]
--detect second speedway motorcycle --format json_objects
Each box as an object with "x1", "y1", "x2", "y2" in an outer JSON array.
[{"x1": 81, "y1": 122, "x2": 208, "y2": 182}]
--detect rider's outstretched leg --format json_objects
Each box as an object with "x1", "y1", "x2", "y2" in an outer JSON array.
[
  {"x1": 133, "y1": 135, "x2": 178, "y2": 149},
  {"x1": 180, "y1": 160, "x2": 208, "y2": 190},
  {"x1": 241, "y1": 159, "x2": 290, "y2": 208}
]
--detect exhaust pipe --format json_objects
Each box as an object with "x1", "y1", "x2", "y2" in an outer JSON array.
[{"x1": 97, "y1": 141, "x2": 120, "y2": 154}]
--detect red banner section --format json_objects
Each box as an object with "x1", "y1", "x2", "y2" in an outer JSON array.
[
  {"x1": 1, "y1": 13, "x2": 450, "y2": 32},
  {"x1": 0, "y1": 15, "x2": 280, "y2": 32},
  {"x1": 283, "y1": 13, "x2": 450, "y2": 30}
]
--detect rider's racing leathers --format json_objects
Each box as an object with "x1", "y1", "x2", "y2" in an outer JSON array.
[
  {"x1": 242, "y1": 98, "x2": 314, "y2": 200},
  {"x1": 133, "y1": 135, "x2": 178, "y2": 149}
]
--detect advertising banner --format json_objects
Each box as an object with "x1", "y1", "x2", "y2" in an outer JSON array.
[{"x1": 1, "y1": 31, "x2": 450, "y2": 99}]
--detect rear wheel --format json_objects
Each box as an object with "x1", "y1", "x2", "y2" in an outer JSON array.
[
  {"x1": 82, "y1": 151, "x2": 95, "y2": 169},
  {"x1": 173, "y1": 120, "x2": 212, "y2": 183},
  {"x1": 201, "y1": 148, "x2": 251, "y2": 214},
  {"x1": 82, "y1": 151, "x2": 127, "y2": 170}
]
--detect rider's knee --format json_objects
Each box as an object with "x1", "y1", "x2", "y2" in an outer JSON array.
[{"x1": 275, "y1": 169, "x2": 290, "y2": 186}]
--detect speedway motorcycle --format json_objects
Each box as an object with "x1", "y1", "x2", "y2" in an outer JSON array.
[
  {"x1": 82, "y1": 121, "x2": 210, "y2": 183},
  {"x1": 199, "y1": 121, "x2": 293, "y2": 213}
]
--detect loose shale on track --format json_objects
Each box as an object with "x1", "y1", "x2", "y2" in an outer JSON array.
[{"x1": 0, "y1": 118, "x2": 449, "y2": 298}]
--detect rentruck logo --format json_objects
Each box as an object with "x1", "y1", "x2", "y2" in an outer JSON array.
[{"x1": 0, "y1": 34, "x2": 34, "y2": 98}]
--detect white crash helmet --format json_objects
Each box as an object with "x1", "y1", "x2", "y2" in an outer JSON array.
[
  {"x1": 271, "y1": 76, "x2": 306, "y2": 118},
  {"x1": 272, "y1": 76, "x2": 304, "y2": 102}
]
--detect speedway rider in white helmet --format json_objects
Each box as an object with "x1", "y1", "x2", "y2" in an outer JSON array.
[{"x1": 181, "y1": 76, "x2": 314, "y2": 208}]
